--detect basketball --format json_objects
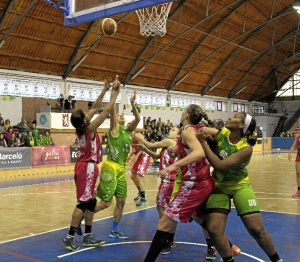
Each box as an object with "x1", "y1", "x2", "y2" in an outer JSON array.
[{"x1": 101, "y1": 18, "x2": 118, "y2": 37}]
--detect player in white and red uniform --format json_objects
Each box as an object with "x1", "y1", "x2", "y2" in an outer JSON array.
[
  {"x1": 130, "y1": 131, "x2": 151, "y2": 206},
  {"x1": 61, "y1": 76, "x2": 120, "y2": 252},
  {"x1": 144, "y1": 104, "x2": 214, "y2": 262},
  {"x1": 136, "y1": 126, "x2": 180, "y2": 216}
]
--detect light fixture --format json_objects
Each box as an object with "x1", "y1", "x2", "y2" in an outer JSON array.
[
  {"x1": 0, "y1": 40, "x2": 5, "y2": 49},
  {"x1": 236, "y1": 86, "x2": 247, "y2": 95},
  {"x1": 132, "y1": 66, "x2": 145, "y2": 79},
  {"x1": 175, "y1": 74, "x2": 188, "y2": 86},
  {"x1": 208, "y1": 81, "x2": 221, "y2": 91},
  {"x1": 293, "y1": 0, "x2": 300, "y2": 10},
  {"x1": 72, "y1": 55, "x2": 87, "y2": 71}
]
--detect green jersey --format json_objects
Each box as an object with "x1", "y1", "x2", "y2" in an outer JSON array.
[
  {"x1": 212, "y1": 127, "x2": 251, "y2": 187},
  {"x1": 107, "y1": 124, "x2": 132, "y2": 166}
]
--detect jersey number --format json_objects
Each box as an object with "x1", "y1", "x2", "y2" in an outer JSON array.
[{"x1": 248, "y1": 199, "x2": 257, "y2": 206}]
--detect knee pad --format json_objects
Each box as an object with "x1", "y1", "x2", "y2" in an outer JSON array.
[
  {"x1": 76, "y1": 202, "x2": 87, "y2": 213},
  {"x1": 87, "y1": 198, "x2": 97, "y2": 212}
]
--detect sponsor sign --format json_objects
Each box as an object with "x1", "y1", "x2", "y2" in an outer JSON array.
[
  {"x1": 0, "y1": 147, "x2": 31, "y2": 169},
  {"x1": 32, "y1": 146, "x2": 70, "y2": 167}
]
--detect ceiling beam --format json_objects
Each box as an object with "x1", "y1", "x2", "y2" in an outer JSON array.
[
  {"x1": 63, "y1": 13, "x2": 129, "y2": 79},
  {"x1": 202, "y1": 3, "x2": 294, "y2": 96},
  {"x1": 0, "y1": 0, "x2": 15, "y2": 29},
  {"x1": 62, "y1": 21, "x2": 96, "y2": 79},
  {"x1": 123, "y1": 0, "x2": 187, "y2": 86},
  {"x1": 228, "y1": 28, "x2": 300, "y2": 99},
  {"x1": 166, "y1": 0, "x2": 245, "y2": 91},
  {"x1": 250, "y1": 48, "x2": 300, "y2": 101},
  {"x1": 0, "y1": 0, "x2": 38, "y2": 48}
]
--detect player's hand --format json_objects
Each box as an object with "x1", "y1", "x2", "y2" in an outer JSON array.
[
  {"x1": 196, "y1": 128, "x2": 209, "y2": 143},
  {"x1": 103, "y1": 77, "x2": 113, "y2": 90},
  {"x1": 130, "y1": 91, "x2": 136, "y2": 104},
  {"x1": 159, "y1": 165, "x2": 176, "y2": 179},
  {"x1": 111, "y1": 75, "x2": 121, "y2": 94}
]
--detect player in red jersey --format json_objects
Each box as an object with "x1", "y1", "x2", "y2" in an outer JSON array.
[
  {"x1": 61, "y1": 76, "x2": 120, "y2": 251},
  {"x1": 130, "y1": 131, "x2": 151, "y2": 206},
  {"x1": 144, "y1": 104, "x2": 214, "y2": 262}
]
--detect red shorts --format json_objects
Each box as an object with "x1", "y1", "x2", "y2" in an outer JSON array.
[
  {"x1": 74, "y1": 161, "x2": 99, "y2": 202},
  {"x1": 132, "y1": 154, "x2": 151, "y2": 176},
  {"x1": 156, "y1": 179, "x2": 175, "y2": 208},
  {"x1": 165, "y1": 176, "x2": 214, "y2": 223}
]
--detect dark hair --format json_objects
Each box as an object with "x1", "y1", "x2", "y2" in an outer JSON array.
[
  {"x1": 187, "y1": 104, "x2": 203, "y2": 125},
  {"x1": 242, "y1": 112, "x2": 257, "y2": 146},
  {"x1": 71, "y1": 109, "x2": 86, "y2": 136},
  {"x1": 201, "y1": 112, "x2": 214, "y2": 127}
]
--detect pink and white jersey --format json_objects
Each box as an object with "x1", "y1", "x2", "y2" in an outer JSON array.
[
  {"x1": 160, "y1": 148, "x2": 178, "y2": 181},
  {"x1": 177, "y1": 124, "x2": 210, "y2": 181},
  {"x1": 132, "y1": 132, "x2": 148, "y2": 158},
  {"x1": 76, "y1": 129, "x2": 101, "y2": 163}
]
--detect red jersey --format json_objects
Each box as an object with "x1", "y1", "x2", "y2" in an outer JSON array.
[
  {"x1": 177, "y1": 124, "x2": 210, "y2": 181},
  {"x1": 132, "y1": 132, "x2": 148, "y2": 158},
  {"x1": 76, "y1": 129, "x2": 101, "y2": 163},
  {"x1": 160, "y1": 148, "x2": 178, "y2": 181}
]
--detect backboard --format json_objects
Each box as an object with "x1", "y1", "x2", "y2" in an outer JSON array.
[{"x1": 63, "y1": 0, "x2": 174, "y2": 26}]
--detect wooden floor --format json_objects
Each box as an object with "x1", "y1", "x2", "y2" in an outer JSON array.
[{"x1": 0, "y1": 150, "x2": 299, "y2": 244}]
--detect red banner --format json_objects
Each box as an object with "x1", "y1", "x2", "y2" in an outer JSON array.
[{"x1": 32, "y1": 146, "x2": 70, "y2": 167}]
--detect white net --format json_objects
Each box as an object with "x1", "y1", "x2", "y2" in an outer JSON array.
[{"x1": 135, "y1": 3, "x2": 172, "y2": 37}]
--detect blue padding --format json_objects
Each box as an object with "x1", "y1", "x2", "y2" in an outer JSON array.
[{"x1": 272, "y1": 137, "x2": 294, "y2": 149}]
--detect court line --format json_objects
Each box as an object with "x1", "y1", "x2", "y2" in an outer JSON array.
[
  {"x1": 0, "y1": 206, "x2": 155, "y2": 245},
  {"x1": 57, "y1": 241, "x2": 265, "y2": 261},
  {"x1": 0, "y1": 249, "x2": 43, "y2": 262}
]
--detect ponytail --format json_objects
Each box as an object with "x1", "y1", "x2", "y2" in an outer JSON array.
[{"x1": 242, "y1": 113, "x2": 257, "y2": 146}]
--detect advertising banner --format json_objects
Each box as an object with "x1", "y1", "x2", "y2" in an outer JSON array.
[
  {"x1": 0, "y1": 147, "x2": 31, "y2": 169},
  {"x1": 32, "y1": 146, "x2": 70, "y2": 167}
]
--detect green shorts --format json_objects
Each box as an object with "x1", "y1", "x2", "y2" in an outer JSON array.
[
  {"x1": 96, "y1": 160, "x2": 127, "y2": 201},
  {"x1": 206, "y1": 183, "x2": 260, "y2": 216}
]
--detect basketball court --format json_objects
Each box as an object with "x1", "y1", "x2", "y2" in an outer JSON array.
[{"x1": 0, "y1": 151, "x2": 299, "y2": 261}]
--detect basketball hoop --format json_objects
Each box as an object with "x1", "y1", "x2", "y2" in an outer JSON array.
[{"x1": 135, "y1": 3, "x2": 173, "y2": 37}]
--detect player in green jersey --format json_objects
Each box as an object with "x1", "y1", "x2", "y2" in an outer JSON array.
[
  {"x1": 197, "y1": 112, "x2": 283, "y2": 262},
  {"x1": 95, "y1": 91, "x2": 141, "y2": 239}
]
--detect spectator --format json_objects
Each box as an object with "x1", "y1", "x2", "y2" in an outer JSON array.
[
  {"x1": 36, "y1": 134, "x2": 45, "y2": 146},
  {"x1": 64, "y1": 96, "x2": 72, "y2": 113},
  {"x1": 0, "y1": 133, "x2": 7, "y2": 147},
  {"x1": 25, "y1": 131, "x2": 35, "y2": 147},
  {"x1": 0, "y1": 112, "x2": 2, "y2": 122},
  {"x1": 5, "y1": 127, "x2": 13, "y2": 141},
  {"x1": 31, "y1": 123, "x2": 39, "y2": 146},
  {"x1": 16, "y1": 133, "x2": 25, "y2": 147},
  {"x1": 0, "y1": 119, "x2": 4, "y2": 133},
  {"x1": 157, "y1": 117, "x2": 163, "y2": 128},
  {"x1": 286, "y1": 131, "x2": 292, "y2": 137},
  {"x1": 17, "y1": 117, "x2": 31, "y2": 137},
  {"x1": 7, "y1": 133, "x2": 18, "y2": 147},
  {"x1": 44, "y1": 131, "x2": 55, "y2": 145},
  {"x1": 4, "y1": 119, "x2": 12, "y2": 132}
]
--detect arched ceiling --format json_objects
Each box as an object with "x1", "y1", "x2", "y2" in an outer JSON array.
[{"x1": 0, "y1": 0, "x2": 300, "y2": 103}]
